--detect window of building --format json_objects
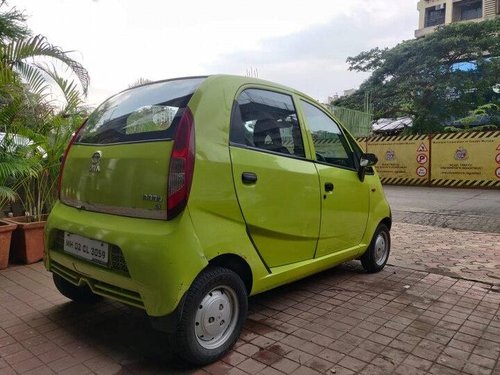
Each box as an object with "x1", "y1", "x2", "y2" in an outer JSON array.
[
  {"x1": 453, "y1": 0, "x2": 483, "y2": 21},
  {"x1": 425, "y1": 5, "x2": 446, "y2": 27}
]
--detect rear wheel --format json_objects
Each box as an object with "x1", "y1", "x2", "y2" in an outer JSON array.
[
  {"x1": 53, "y1": 273, "x2": 101, "y2": 303},
  {"x1": 173, "y1": 267, "x2": 248, "y2": 365},
  {"x1": 361, "y1": 224, "x2": 390, "y2": 273}
]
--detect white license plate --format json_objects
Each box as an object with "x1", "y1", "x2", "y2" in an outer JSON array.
[{"x1": 63, "y1": 232, "x2": 109, "y2": 265}]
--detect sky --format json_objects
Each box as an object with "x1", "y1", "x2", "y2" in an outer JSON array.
[{"x1": 14, "y1": 0, "x2": 417, "y2": 107}]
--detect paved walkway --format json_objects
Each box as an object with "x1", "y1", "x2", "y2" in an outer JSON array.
[
  {"x1": 384, "y1": 186, "x2": 500, "y2": 234},
  {"x1": 0, "y1": 221, "x2": 499, "y2": 374},
  {"x1": 391, "y1": 222, "x2": 500, "y2": 286}
]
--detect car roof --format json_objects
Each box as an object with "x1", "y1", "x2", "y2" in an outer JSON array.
[{"x1": 126, "y1": 74, "x2": 316, "y2": 103}]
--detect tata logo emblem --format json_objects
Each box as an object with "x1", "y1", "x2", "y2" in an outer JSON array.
[{"x1": 89, "y1": 151, "x2": 102, "y2": 173}]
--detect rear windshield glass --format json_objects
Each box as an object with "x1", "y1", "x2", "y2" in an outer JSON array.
[{"x1": 75, "y1": 77, "x2": 206, "y2": 144}]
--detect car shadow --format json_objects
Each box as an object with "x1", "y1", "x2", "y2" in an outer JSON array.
[{"x1": 47, "y1": 261, "x2": 373, "y2": 373}]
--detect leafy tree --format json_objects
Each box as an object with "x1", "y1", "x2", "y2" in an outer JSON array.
[
  {"x1": 128, "y1": 77, "x2": 152, "y2": 88},
  {"x1": 334, "y1": 19, "x2": 500, "y2": 133}
]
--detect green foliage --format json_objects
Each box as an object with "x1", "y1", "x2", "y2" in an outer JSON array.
[
  {"x1": 0, "y1": 133, "x2": 39, "y2": 209},
  {"x1": 443, "y1": 103, "x2": 500, "y2": 132},
  {"x1": 0, "y1": 1, "x2": 28, "y2": 44},
  {"x1": 1, "y1": 34, "x2": 90, "y2": 98},
  {"x1": 15, "y1": 113, "x2": 84, "y2": 218},
  {"x1": 335, "y1": 19, "x2": 500, "y2": 134},
  {"x1": 0, "y1": 2, "x2": 90, "y2": 218}
]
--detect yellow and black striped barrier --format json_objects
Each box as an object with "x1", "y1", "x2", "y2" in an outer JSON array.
[
  {"x1": 357, "y1": 131, "x2": 499, "y2": 189},
  {"x1": 380, "y1": 177, "x2": 428, "y2": 185},
  {"x1": 431, "y1": 130, "x2": 500, "y2": 188},
  {"x1": 364, "y1": 134, "x2": 430, "y2": 186}
]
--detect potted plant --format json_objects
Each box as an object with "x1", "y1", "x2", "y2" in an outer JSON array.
[
  {"x1": 0, "y1": 220, "x2": 16, "y2": 269},
  {"x1": 6, "y1": 119, "x2": 73, "y2": 264},
  {"x1": 0, "y1": 134, "x2": 34, "y2": 267}
]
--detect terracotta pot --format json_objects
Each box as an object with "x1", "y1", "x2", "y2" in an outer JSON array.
[
  {"x1": 0, "y1": 220, "x2": 17, "y2": 269},
  {"x1": 4, "y1": 215, "x2": 48, "y2": 264}
]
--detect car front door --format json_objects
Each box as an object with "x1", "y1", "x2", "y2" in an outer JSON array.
[
  {"x1": 299, "y1": 100, "x2": 370, "y2": 259},
  {"x1": 229, "y1": 89, "x2": 320, "y2": 268}
]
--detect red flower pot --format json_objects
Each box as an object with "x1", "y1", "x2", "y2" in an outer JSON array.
[
  {"x1": 0, "y1": 220, "x2": 17, "y2": 269},
  {"x1": 4, "y1": 215, "x2": 47, "y2": 264}
]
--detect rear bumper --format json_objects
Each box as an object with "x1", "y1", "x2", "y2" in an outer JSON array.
[{"x1": 45, "y1": 201, "x2": 208, "y2": 317}]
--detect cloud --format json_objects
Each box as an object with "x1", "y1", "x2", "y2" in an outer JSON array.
[{"x1": 206, "y1": 6, "x2": 416, "y2": 101}]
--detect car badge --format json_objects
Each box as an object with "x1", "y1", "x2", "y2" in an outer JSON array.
[{"x1": 89, "y1": 151, "x2": 102, "y2": 173}]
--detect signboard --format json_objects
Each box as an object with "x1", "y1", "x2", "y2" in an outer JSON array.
[
  {"x1": 355, "y1": 137, "x2": 368, "y2": 153},
  {"x1": 366, "y1": 135, "x2": 429, "y2": 185},
  {"x1": 431, "y1": 131, "x2": 500, "y2": 188}
]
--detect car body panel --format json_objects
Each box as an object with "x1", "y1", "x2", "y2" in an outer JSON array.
[
  {"x1": 314, "y1": 164, "x2": 370, "y2": 257},
  {"x1": 60, "y1": 141, "x2": 172, "y2": 219},
  {"x1": 45, "y1": 74, "x2": 391, "y2": 322},
  {"x1": 45, "y1": 201, "x2": 207, "y2": 316},
  {"x1": 230, "y1": 146, "x2": 321, "y2": 267}
]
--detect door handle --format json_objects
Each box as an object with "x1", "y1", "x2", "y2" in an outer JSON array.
[
  {"x1": 324, "y1": 182, "x2": 334, "y2": 192},
  {"x1": 242, "y1": 172, "x2": 258, "y2": 184}
]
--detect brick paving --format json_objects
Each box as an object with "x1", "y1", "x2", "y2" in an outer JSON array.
[
  {"x1": 392, "y1": 210, "x2": 500, "y2": 234},
  {"x1": 0, "y1": 223, "x2": 499, "y2": 374},
  {"x1": 391, "y1": 222, "x2": 500, "y2": 286}
]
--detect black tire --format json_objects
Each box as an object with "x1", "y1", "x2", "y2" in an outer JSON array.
[
  {"x1": 173, "y1": 266, "x2": 248, "y2": 366},
  {"x1": 361, "y1": 224, "x2": 391, "y2": 273},
  {"x1": 53, "y1": 273, "x2": 102, "y2": 303}
]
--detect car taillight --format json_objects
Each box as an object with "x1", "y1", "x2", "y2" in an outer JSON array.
[
  {"x1": 167, "y1": 108, "x2": 195, "y2": 220},
  {"x1": 57, "y1": 120, "x2": 86, "y2": 199}
]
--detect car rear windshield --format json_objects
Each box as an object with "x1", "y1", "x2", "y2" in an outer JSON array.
[{"x1": 75, "y1": 77, "x2": 206, "y2": 145}]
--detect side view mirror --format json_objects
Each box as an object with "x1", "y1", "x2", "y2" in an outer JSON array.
[
  {"x1": 360, "y1": 153, "x2": 378, "y2": 167},
  {"x1": 358, "y1": 153, "x2": 378, "y2": 182}
]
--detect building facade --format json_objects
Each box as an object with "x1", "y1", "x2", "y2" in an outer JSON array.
[{"x1": 415, "y1": 0, "x2": 499, "y2": 37}]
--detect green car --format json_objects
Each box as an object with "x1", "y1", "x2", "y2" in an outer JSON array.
[{"x1": 45, "y1": 75, "x2": 391, "y2": 365}]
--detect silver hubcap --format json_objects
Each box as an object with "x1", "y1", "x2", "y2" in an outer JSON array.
[
  {"x1": 194, "y1": 286, "x2": 239, "y2": 349},
  {"x1": 374, "y1": 232, "x2": 389, "y2": 266}
]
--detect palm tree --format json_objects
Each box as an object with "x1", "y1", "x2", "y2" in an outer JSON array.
[
  {"x1": 0, "y1": 2, "x2": 90, "y2": 217},
  {"x1": 0, "y1": 3, "x2": 89, "y2": 115},
  {"x1": 0, "y1": 133, "x2": 37, "y2": 211}
]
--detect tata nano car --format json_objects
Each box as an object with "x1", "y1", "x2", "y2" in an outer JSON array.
[{"x1": 45, "y1": 75, "x2": 391, "y2": 365}]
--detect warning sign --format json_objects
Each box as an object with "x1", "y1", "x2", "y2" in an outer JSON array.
[
  {"x1": 366, "y1": 135, "x2": 429, "y2": 185},
  {"x1": 431, "y1": 131, "x2": 500, "y2": 187},
  {"x1": 416, "y1": 166, "x2": 427, "y2": 177},
  {"x1": 417, "y1": 143, "x2": 428, "y2": 152}
]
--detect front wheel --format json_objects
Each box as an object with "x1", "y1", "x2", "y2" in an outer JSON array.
[
  {"x1": 173, "y1": 267, "x2": 248, "y2": 365},
  {"x1": 361, "y1": 224, "x2": 391, "y2": 273}
]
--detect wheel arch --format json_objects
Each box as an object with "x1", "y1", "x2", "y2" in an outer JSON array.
[
  {"x1": 380, "y1": 216, "x2": 392, "y2": 231},
  {"x1": 208, "y1": 254, "x2": 253, "y2": 295}
]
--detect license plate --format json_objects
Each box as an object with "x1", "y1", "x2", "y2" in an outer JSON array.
[{"x1": 63, "y1": 232, "x2": 109, "y2": 265}]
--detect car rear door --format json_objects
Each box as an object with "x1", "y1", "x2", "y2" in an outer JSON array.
[
  {"x1": 229, "y1": 88, "x2": 320, "y2": 268},
  {"x1": 299, "y1": 100, "x2": 370, "y2": 258}
]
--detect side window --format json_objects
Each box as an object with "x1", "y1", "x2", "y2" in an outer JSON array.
[
  {"x1": 301, "y1": 100, "x2": 355, "y2": 169},
  {"x1": 230, "y1": 89, "x2": 305, "y2": 158}
]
